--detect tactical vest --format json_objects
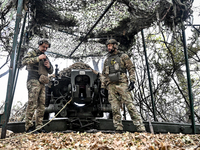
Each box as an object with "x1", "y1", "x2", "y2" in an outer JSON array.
[
  {"x1": 107, "y1": 53, "x2": 126, "y2": 74},
  {"x1": 27, "y1": 60, "x2": 48, "y2": 76},
  {"x1": 26, "y1": 50, "x2": 48, "y2": 76},
  {"x1": 106, "y1": 53, "x2": 126, "y2": 83}
]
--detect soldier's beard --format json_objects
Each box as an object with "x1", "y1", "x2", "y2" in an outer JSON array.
[
  {"x1": 41, "y1": 50, "x2": 46, "y2": 53},
  {"x1": 109, "y1": 48, "x2": 115, "y2": 53},
  {"x1": 40, "y1": 50, "x2": 46, "y2": 54}
]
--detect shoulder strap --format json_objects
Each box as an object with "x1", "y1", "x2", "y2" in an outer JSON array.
[{"x1": 117, "y1": 52, "x2": 122, "y2": 57}]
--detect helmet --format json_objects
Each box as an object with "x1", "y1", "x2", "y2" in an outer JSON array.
[
  {"x1": 106, "y1": 39, "x2": 119, "y2": 52},
  {"x1": 106, "y1": 39, "x2": 118, "y2": 46}
]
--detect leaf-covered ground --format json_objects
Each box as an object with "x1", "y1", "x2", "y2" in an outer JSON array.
[{"x1": 0, "y1": 132, "x2": 200, "y2": 150}]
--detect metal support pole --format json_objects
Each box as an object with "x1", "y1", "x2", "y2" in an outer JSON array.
[
  {"x1": 69, "y1": 0, "x2": 116, "y2": 58},
  {"x1": 141, "y1": 29, "x2": 157, "y2": 121},
  {"x1": 11, "y1": 12, "x2": 27, "y2": 106},
  {"x1": 0, "y1": 0, "x2": 24, "y2": 139},
  {"x1": 182, "y1": 26, "x2": 196, "y2": 134}
]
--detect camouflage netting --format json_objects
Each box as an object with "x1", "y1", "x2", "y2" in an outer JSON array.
[
  {"x1": 2, "y1": 0, "x2": 200, "y2": 124},
  {"x1": 58, "y1": 62, "x2": 94, "y2": 78},
  {"x1": 95, "y1": 0, "x2": 194, "y2": 50},
  {"x1": 1, "y1": 0, "x2": 194, "y2": 59}
]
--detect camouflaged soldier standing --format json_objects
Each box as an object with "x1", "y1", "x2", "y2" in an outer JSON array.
[
  {"x1": 22, "y1": 39, "x2": 53, "y2": 133},
  {"x1": 101, "y1": 39, "x2": 146, "y2": 132}
]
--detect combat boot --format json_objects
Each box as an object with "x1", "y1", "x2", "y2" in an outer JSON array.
[
  {"x1": 26, "y1": 126, "x2": 39, "y2": 134},
  {"x1": 116, "y1": 126, "x2": 123, "y2": 131},
  {"x1": 115, "y1": 125, "x2": 124, "y2": 133},
  {"x1": 136, "y1": 125, "x2": 146, "y2": 132},
  {"x1": 37, "y1": 128, "x2": 47, "y2": 133}
]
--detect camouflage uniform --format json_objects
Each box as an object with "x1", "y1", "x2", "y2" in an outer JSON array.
[
  {"x1": 22, "y1": 49, "x2": 53, "y2": 131},
  {"x1": 101, "y1": 51, "x2": 145, "y2": 132}
]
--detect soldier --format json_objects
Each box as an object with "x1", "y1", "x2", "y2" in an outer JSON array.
[
  {"x1": 101, "y1": 39, "x2": 146, "y2": 132},
  {"x1": 22, "y1": 39, "x2": 53, "y2": 133}
]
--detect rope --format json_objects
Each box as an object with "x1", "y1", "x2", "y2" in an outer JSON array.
[{"x1": 0, "y1": 98, "x2": 72, "y2": 141}]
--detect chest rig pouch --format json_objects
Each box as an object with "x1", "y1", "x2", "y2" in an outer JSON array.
[
  {"x1": 38, "y1": 59, "x2": 49, "y2": 84},
  {"x1": 107, "y1": 53, "x2": 125, "y2": 83}
]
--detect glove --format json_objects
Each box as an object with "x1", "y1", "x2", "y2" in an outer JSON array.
[
  {"x1": 100, "y1": 88, "x2": 105, "y2": 97},
  {"x1": 128, "y1": 81, "x2": 135, "y2": 91}
]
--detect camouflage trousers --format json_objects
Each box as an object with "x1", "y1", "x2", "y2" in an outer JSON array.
[
  {"x1": 25, "y1": 79, "x2": 45, "y2": 131},
  {"x1": 107, "y1": 82, "x2": 145, "y2": 130}
]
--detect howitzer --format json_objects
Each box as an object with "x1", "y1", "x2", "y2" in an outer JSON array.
[{"x1": 44, "y1": 66, "x2": 111, "y2": 120}]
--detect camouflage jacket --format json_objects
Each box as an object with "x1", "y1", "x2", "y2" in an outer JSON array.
[
  {"x1": 22, "y1": 49, "x2": 53, "y2": 81},
  {"x1": 101, "y1": 51, "x2": 136, "y2": 89}
]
